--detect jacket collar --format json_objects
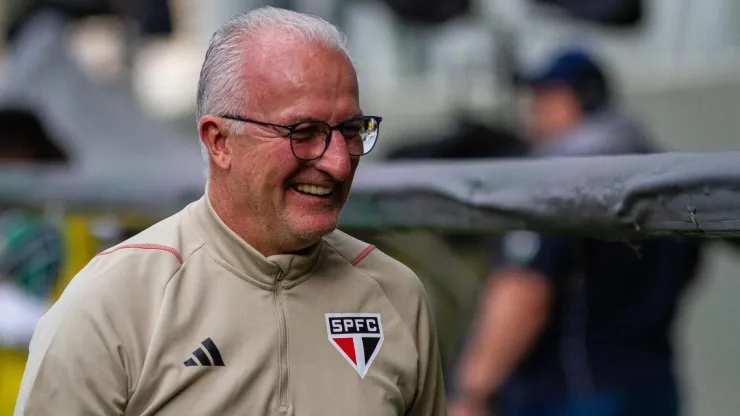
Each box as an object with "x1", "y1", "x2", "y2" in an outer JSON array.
[{"x1": 188, "y1": 194, "x2": 323, "y2": 287}]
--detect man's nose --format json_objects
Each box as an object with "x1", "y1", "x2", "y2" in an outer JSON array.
[{"x1": 313, "y1": 130, "x2": 352, "y2": 181}]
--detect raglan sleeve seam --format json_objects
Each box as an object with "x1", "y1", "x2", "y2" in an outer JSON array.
[
  {"x1": 130, "y1": 241, "x2": 204, "y2": 394},
  {"x1": 359, "y1": 263, "x2": 445, "y2": 415},
  {"x1": 350, "y1": 268, "x2": 419, "y2": 354}
]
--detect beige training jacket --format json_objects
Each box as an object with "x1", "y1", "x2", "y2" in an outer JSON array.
[{"x1": 14, "y1": 195, "x2": 446, "y2": 415}]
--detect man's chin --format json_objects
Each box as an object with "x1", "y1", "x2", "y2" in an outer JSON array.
[
  {"x1": 285, "y1": 212, "x2": 338, "y2": 241},
  {"x1": 296, "y1": 222, "x2": 338, "y2": 240}
]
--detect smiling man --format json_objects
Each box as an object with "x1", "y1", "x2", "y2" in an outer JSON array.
[{"x1": 14, "y1": 7, "x2": 445, "y2": 416}]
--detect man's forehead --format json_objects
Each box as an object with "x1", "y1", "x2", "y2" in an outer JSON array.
[
  {"x1": 243, "y1": 35, "x2": 353, "y2": 84},
  {"x1": 238, "y1": 33, "x2": 359, "y2": 117}
]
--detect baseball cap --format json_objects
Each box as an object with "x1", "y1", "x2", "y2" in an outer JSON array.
[{"x1": 514, "y1": 48, "x2": 606, "y2": 89}]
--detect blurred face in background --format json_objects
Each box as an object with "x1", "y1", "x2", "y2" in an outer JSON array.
[
  {"x1": 203, "y1": 33, "x2": 361, "y2": 255},
  {"x1": 522, "y1": 83, "x2": 583, "y2": 144}
]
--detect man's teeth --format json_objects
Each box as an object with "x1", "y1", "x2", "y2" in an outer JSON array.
[{"x1": 294, "y1": 184, "x2": 333, "y2": 196}]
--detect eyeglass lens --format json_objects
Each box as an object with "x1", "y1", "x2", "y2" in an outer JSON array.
[{"x1": 290, "y1": 117, "x2": 379, "y2": 160}]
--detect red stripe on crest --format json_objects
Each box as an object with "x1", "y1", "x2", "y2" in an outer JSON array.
[{"x1": 333, "y1": 337, "x2": 356, "y2": 365}]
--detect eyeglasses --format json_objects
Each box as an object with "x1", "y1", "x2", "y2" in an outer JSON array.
[{"x1": 218, "y1": 114, "x2": 383, "y2": 161}]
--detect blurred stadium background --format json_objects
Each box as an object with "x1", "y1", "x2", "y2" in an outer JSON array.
[{"x1": 1, "y1": 0, "x2": 740, "y2": 415}]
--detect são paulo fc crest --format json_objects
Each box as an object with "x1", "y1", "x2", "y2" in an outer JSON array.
[{"x1": 326, "y1": 313, "x2": 384, "y2": 379}]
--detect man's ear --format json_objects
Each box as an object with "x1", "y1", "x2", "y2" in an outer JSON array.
[{"x1": 199, "y1": 115, "x2": 232, "y2": 170}]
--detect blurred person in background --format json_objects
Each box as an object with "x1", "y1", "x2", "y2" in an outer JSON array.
[
  {"x1": 448, "y1": 48, "x2": 704, "y2": 416},
  {"x1": 15, "y1": 6, "x2": 445, "y2": 415},
  {"x1": 0, "y1": 213, "x2": 63, "y2": 348},
  {"x1": 0, "y1": 213, "x2": 63, "y2": 414}
]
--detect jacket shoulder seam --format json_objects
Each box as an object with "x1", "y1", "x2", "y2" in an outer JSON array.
[
  {"x1": 97, "y1": 243, "x2": 184, "y2": 264},
  {"x1": 321, "y1": 237, "x2": 376, "y2": 267},
  {"x1": 350, "y1": 244, "x2": 376, "y2": 266}
]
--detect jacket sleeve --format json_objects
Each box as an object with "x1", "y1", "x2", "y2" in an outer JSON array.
[
  {"x1": 407, "y1": 289, "x2": 447, "y2": 416},
  {"x1": 14, "y1": 272, "x2": 130, "y2": 415}
]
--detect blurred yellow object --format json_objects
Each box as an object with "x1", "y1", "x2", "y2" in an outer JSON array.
[
  {"x1": 0, "y1": 348, "x2": 27, "y2": 415},
  {"x1": 53, "y1": 215, "x2": 98, "y2": 301}
]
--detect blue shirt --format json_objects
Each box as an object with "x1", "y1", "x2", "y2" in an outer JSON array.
[{"x1": 495, "y1": 231, "x2": 703, "y2": 408}]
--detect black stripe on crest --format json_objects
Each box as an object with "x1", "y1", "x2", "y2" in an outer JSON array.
[{"x1": 362, "y1": 336, "x2": 381, "y2": 364}]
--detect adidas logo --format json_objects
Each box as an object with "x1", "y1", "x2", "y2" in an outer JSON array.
[{"x1": 184, "y1": 337, "x2": 225, "y2": 367}]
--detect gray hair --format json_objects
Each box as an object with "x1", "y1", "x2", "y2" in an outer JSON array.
[{"x1": 196, "y1": 6, "x2": 353, "y2": 166}]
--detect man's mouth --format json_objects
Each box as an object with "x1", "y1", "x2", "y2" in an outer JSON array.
[{"x1": 292, "y1": 184, "x2": 333, "y2": 197}]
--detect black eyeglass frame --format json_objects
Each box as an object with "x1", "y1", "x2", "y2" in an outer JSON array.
[{"x1": 217, "y1": 114, "x2": 383, "y2": 161}]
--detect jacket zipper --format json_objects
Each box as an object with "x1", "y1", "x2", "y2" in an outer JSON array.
[{"x1": 274, "y1": 271, "x2": 289, "y2": 411}]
